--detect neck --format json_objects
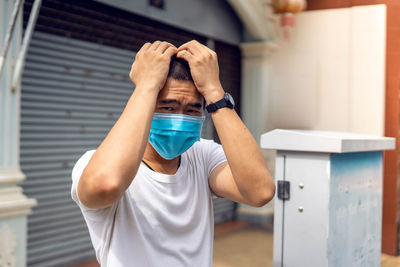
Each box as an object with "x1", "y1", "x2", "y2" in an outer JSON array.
[{"x1": 142, "y1": 142, "x2": 180, "y2": 174}]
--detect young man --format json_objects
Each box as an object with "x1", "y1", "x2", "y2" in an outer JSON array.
[{"x1": 71, "y1": 40, "x2": 275, "y2": 267}]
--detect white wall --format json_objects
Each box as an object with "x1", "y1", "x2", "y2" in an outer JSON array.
[
  {"x1": 266, "y1": 5, "x2": 386, "y2": 136},
  {"x1": 239, "y1": 4, "x2": 387, "y2": 217}
]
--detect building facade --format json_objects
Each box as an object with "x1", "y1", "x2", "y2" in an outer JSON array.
[{"x1": 1, "y1": 0, "x2": 399, "y2": 266}]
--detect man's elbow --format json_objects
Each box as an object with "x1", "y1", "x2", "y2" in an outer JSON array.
[
  {"x1": 79, "y1": 170, "x2": 121, "y2": 208},
  {"x1": 250, "y1": 183, "x2": 276, "y2": 208}
]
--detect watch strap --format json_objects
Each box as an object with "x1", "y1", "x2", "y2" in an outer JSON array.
[
  {"x1": 206, "y1": 93, "x2": 234, "y2": 113},
  {"x1": 206, "y1": 98, "x2": 228, "y2": 113}
]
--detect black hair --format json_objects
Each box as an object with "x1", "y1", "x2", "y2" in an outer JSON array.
[
  {"x1": 167, "y1": 55, "x2": 193, "y2": 81},
  {"x1": 167, "y1": 55, "x2": 206, "y2": 109}
]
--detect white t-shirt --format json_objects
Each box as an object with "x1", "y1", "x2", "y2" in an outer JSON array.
[{"x1": 71, "y1": 139, "x2": 227, "y2": 267}]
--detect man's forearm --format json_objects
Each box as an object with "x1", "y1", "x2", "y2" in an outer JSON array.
[
  {"x1": 79, "y1": 86, "x2": 158, "y2": 208},
  {"x1": 210, "y1": 98, "x2": 275, "y2": 204}
]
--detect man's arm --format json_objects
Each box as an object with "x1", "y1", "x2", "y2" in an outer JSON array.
[
  {"x1": 78, "y1": 41, "x2": 177, "y2": 209},
  {"x1": 177, "y1": 41, "x2": 275, "y2": 207},
  {"x1": 208, "y1": 108, "x2": 275, "y2": 207}
]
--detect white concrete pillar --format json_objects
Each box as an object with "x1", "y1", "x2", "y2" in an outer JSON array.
[
  {"x1": 1, "y1": 1, "x2": 37, "y2": 266},
  {"x1": 240, "y1": 42, "x2": 278, "y2": 144},
  {"x1": 237, "y1": 41, "x2": 278, "y2": 222}
]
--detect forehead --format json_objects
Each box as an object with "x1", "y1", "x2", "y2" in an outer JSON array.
[{"x1": 157, "y1": 78, "x2": 202, "y2": 102}]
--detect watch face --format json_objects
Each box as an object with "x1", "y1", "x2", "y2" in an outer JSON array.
[{"x1": 225, "y1": 93, "x2": 235, "y2": 107}]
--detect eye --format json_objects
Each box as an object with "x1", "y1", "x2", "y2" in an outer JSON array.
[
  {"x1": 160, "y1": 107, "x2": 174, "y2": 111},
  {"x1": 186, "y1": 109, "x2": 201, "y2": 114}
]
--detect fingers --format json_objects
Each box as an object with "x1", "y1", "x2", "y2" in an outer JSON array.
[
  {"x1": 151, "y1": 40, "x2": 162, "y2": 51},
  {"x1": 176, "y1": 50, "x2": 194, "y2": 63},
  {"x1": 141, "y1": 42, "x2": 151, "y2": 51},
  {"x1": 135, "y1": 42, "x2": 151, "y2": 60},
  {"x1": 156, "y1": 41, "x2": 176, "y2": 54},
  {"x1": 177, "y1": 40, "x2": 201, "y2": 51},
  {"x1": 178, "y1": 40, "x2": 215, "y2": 59},
  {"x1": 178, "y1": 40, "x2": 211, "y2": 52},
  {"x1": 135, "y1": 41, "x2": 177, "y2": 62},
  {"x1": 178, "y1": 42, "x2": 195, "y2": 54},
  {"x1": 177, "y1": 41, "x2": 202, "y2": 62},
  {"x1": 164, "y1": 46, "x2": 177, "y2": 58},
  {"x1": 188, "y1": 44, "x2": 206, "y2": 58}
]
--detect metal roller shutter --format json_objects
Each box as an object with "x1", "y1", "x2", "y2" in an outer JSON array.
[
  {"x1": 20, "y1": 0, "x2": 241, "y2": 265},
  {"x1": 20, "y1": 31, "x2": 133, "y2": 267}
]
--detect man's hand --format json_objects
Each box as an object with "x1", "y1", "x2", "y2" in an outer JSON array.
[
  {"x1": 176, "y1": 40, "x2": 224, "y2": 104},
  {"x1": 130, "y1": 41, "x2": 177, "y2": 92}
]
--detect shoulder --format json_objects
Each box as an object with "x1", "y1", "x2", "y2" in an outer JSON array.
[
  {"x1": 187, "y1": 138, "x2": 221, "y2": 157},
  {"x1": 186, "y1": 139, "x2": 226, "y2": 174},
  {"x1": 191, "y1": 138, "x2": 221, "y2": 151}
]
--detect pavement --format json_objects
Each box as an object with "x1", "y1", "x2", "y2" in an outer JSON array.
[
  {"x1": 213, "y1": 223, "x2": 273, "y2": 267},
  {"x1": 73, "y1": 221, "x2": 400, "y2": 267},
  {"x1": 213, "y1": 222, "x2": 400, "y2": 267}
]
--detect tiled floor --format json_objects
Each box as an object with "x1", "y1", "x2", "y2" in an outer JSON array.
[{"x1": 213, "y1": 223, "x2": 400, "y2": 267}]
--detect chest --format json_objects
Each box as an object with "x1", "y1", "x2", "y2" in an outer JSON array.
[{"x1": 129, "y1": 171, "x2": 211, "y2": 222}]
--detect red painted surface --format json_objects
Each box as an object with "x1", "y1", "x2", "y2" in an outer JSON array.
[
  {"x1": 307, "y1": 0, "x2": 383, "y2": 10},
  {"x1": 383, "y1": 2, "x2": 400, "y2": 255},
  {"x1": 307, "y1": 0, "x2": 400, "y2": 256}
]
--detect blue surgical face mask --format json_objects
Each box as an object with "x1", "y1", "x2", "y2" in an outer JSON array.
[{"x1": 149, "y1": 113, "x2": 205, "y2": 160}]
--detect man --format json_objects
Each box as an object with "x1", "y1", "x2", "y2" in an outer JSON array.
[{"x1": 71, "y1": 40, "x2": 275, "y2": 267}]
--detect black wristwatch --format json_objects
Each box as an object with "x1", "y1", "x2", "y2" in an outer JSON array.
[{"x1": 206, "y1": 93, "x2": 235, "y2": 113}]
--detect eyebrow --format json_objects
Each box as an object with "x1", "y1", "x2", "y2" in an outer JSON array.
[
  {"x1": 159, "y1": 99, "x2": 203, "y2": 109},
  {"x1": 159, "y1": 99, "x2": 180, "y2": 105},
  {"x1": 187, "y1": 102, "x2": 203, "y2": 109}
]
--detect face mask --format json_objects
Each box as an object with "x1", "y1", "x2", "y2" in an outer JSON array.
[{"x1": 149, "y1": 113, "x2": 205, "y2": 160}]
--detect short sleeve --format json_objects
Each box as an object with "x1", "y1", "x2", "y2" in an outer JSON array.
[
  {"x1": 71, "y1": 150, "x2": 96, "y2": 209},
  {"x1": 71, "y1": 150, "x2": 117, "y2": 221},
  {"x1": 200, "y1": 139, "x2": 228, "y2": 177}
]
